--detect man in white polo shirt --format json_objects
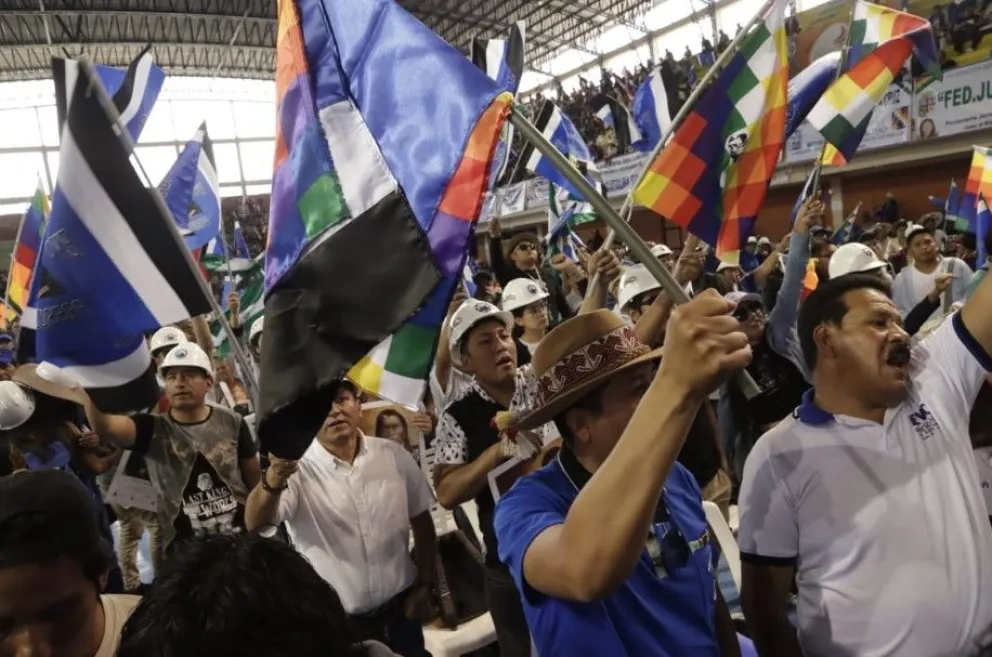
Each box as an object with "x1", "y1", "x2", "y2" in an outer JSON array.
[
  {"x1": 244, "y1": 380, "x2": 436, "y2": 657},
  {"x1": 738, "y1": 272, "x2": 992, "y2": 657}
]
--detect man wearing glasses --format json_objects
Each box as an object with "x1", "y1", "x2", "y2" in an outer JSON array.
[{"x1": 493, "y1": 298, "x2": 752, "y2": 657}]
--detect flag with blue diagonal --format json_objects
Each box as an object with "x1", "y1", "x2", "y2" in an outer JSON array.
[
  {"x1": 52, "y1": 46, "x2": 164, "y2": 143},
  {"x1": 159, "y1": 122, "x2": 221, "y2": 252},
  {"x1": 18, "y1": 58, "x2": 211, "y2": 412},
  {"x1": 516, "y1": 101, "x2": 599, "y2": 201},
  {"x1": 631, "y1": 66, "x2": 673, "y2": 152},
  {"x1": 472, "y1": 22, "x2": 526, "y2": 189}
]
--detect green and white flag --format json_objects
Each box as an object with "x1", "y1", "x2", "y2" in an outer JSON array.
[{"x1": 211, "y1": 266, "x2": 264, "y2": 359}]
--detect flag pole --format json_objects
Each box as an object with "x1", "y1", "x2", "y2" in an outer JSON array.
[
  {"x1": 808, "y1": 1, "x2": 858, "y2": 198},
  {"x1": 78, "y1": 58, "x2": 260, "y2": 407},
  {"x1": 585, "y1": 0, "x2": 781, "y2": 296},
  {"x1": 509, "y1": 107, "x2": 763, "y2": 399},
  {"x1": 2, "y1": 193, "x2": 31, "y2": 326},
  {"x1": 214, "y1": 216, "x2": 259, "y2": 407}
]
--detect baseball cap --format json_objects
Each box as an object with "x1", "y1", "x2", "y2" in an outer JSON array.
[
  {"x1": 746, "y1": 236, "x2": 758, "y2": 245},
  {"x1": 0, "y1": 351, "x2": 15, "y2": 366},
  {"x1": 0, "y1": 332, "x2": 15, "y2": 344},
  {"x1": 0, "y1": 470, "x2": 112, "y2": 570}
]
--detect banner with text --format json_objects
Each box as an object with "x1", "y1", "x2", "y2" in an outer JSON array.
[
  {"x1": 784, "y1": 83, "x2": 912, "y2": 163},
  {"x1": 914, "y1": 59, "x2": 992, "y2": 140}
]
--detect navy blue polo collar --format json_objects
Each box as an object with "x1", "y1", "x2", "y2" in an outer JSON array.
[{"x1": 795, "y1": 389, "x2": 835, "y2": 426}]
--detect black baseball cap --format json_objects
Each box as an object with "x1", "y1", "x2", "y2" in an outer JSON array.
[{"x1": 0, "y1": 470, "x2": 112, "y2": 570}]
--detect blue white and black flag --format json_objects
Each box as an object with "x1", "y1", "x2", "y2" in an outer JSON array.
[{"x1": 19, "y1": 59, "x2": 211, "y2": 412}]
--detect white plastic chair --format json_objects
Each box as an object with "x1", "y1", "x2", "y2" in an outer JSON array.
[
  {"x1": 703, "y1": 500, "x2": 741, "y2": 592},
  {"x1": 423, "y1": 613, "x2": 497, "y2": 657}
]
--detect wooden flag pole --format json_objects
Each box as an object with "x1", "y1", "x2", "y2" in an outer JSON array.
[
  {"x1": 809, "y1": 1, "x2": 858, "y2": 197},
  {"x1": 79, "y1": 58, "x2": 260, "y2": 408},
  {"x1": 585, "y1": 0, "x2": 781, "y2": 296},
  {"x1": 509, "y1": 107, "x2": 763, "y2": 399}
]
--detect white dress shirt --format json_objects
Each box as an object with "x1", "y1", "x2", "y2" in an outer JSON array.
[{"x1": 277, "y1": 433, "x2": 434, "y2": 614}]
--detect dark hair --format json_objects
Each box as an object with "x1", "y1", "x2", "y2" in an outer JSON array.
[
  {"x1": 797, "y1": 274, "x2": 892, "y2": 372},
  {"x1": 374, "y1": 409, "x2": 408, "y2": 438},
  {"x1": 0, "y1": 511, "x2": 114, "y2": 586},
  {"x1": 553, "y1": 384, "x2": 606, "y2": 446},
  {"x1": 810, "y1": 238, "x2": 834, "y2": 259},
  {"x1": 117, "y1": 533, "x2": 368, "y2": 657}
]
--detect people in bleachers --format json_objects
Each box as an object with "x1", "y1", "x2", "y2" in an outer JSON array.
[{"x1": 243, "y1": 380, "x2": 437, "y2": 657}]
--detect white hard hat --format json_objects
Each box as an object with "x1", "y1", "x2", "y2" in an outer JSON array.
[
  {"x1": 717, "y1": 261, "x2": 741, "y2": 273},
  {"x1": 448, "y1": 300, "x2": 514, "y2": 367},
  {"x1": 905, "y1": 223, "x2": 930, "y2": 245},
  {"x1": 160, "y1": 342, "x2": 213, "y2": 378},
  {"x1": 618, "y1": 264, "x2": 662, "y2": 312},
  {"x1": 828, "y1": 243, "x2": 888, "y2": 279},
  {"x1": 0, "y1": 381, "x2": 35, "y2": 430},
  {"x1": 757, "y1": 236, "x2": 771, "y2": 246},
  {"x1": 650, "y1": 244, "x2": 673, "y2": 258},
  {"x1": 248, "y1": 316, "x2": 264, "y2": 345},
  {"x1": 501, "y1": 278, "x2": 550, "y2": 313},
  {"x1": 150, "y1": 326, "x2": 187, "y2": 354}
]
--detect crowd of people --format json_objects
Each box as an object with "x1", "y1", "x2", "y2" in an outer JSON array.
[{"x1": 0, "y1": 169, "x2": 990, "y2": 657}]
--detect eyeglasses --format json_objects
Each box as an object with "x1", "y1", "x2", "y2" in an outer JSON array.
[
  {"x1": 514, "y1": 243, "x2": 537, "y2": 252},
  {"x1": 647, "y1": 493, "x2": 691, "y2": 576},
  {"x1": 733, "y1": 305, "x2": 764, "y2": 322}
]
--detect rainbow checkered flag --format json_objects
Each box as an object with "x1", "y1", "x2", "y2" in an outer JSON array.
[
  {"x1": 808, "y1": 1, "x2": 938, "y2": 166},
  {"x1": 262, "y1": 0, "x2": 511, "y2": 457},
  {"x1": 960, "y1": 146, "x2": 992, "y2": 233},
  {"x1": 632, "y1": 0, "x2": 789, "y2": 261}
]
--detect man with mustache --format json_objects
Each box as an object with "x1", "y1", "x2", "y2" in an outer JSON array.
[
  {"x1": 892, "y1": 223, "x2": 972, "y2": 324},
  {"x1": 244, "y1": 380, "x2": 437, "y2": 657},
  {"x1": 739, "y1": 271, "x2": 992, "y2": 657}
]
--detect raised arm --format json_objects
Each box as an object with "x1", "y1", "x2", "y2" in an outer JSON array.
[{"x1": 503, "y1": 291, "x2": 751, "y2": 602}]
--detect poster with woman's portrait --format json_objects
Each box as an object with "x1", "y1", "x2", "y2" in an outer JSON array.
[{"x1": 360, "y1": 401, "x2": 424, "y2": 450}]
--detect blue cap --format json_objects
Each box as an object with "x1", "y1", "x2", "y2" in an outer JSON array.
[
  {"x1": 0, "y1": 333, "x2": 14, "y2": 344},
  {"x1": 0, "y1": 351, "x2": 16, "y2": 365}
]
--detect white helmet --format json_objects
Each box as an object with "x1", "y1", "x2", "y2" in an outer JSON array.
[
  {"x1": 0, "y1": 381, "x2": 35, "y2": 430},
  {"x1": 448, "y1": 300, "x2": 513, "y2": 366},
  {"x1": 828, "y1": 243, "x2": 888, "y2": 279},
  {"x1": 717, "y1": 261, "x2": 742, "y2": 273},
  {"x1": 150, "y1": 326, "x2": 187, "y2": 355},
  {"x1": 248, "y1": 316, "x2": 264, "y2": 346},
  {"x1": 501, "y1": 278, "x2": 549, "y2": 313},
  {"x1": 651, "y1": 244, "x2": 673, "y2": 258},
  {"x1": 160, "y1": 342, "x2": 213, "y2": 378},
  {"x1": 618, "y1": 264, "x2": 662, "y2": 312}
]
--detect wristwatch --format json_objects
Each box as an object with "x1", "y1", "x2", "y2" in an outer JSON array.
[{"x1": 260, "y1": 467, "x2": 289, "y2": 493}]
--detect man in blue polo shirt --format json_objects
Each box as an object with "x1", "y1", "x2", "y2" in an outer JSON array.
[{"x1": 494, "y1": 293, "x2": 753, "y2": 657}]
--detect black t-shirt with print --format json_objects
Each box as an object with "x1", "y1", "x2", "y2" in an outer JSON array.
[{"x1": 133, "y1": 409, "x2": 256, "y2": 544}]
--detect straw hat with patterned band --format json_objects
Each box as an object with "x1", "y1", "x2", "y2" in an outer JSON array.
[{"x1": 511, "y1": 310, "x2": 664, "y2": 431}]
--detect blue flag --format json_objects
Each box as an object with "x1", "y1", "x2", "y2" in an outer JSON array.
[
  {"x1": 19, "y1": 60, "x2": 210, "y2": 412},
  {"x1": 52, "y1": 47, "x2": 165, "y2": 144},
  {"x1": 631, "y1": 67, "x2": 672, "y2": 152},
  {"x1": 462, "y1": 259, "x2": 478, "y2": 297},
  {"x1": 518, "y1": 101, "x2": 599, "y2": 200},
  {"x1": 159, "y1": 123, "x2": 221, "y2": 252},
  {"x1": 784, "y1": 52, "x2": 841, "y2": 139}
]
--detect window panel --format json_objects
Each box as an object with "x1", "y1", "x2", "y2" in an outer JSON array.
[
  {"x1": 213, "y1": 143, "x2": 243, "y2": 184},
  {"x1": 654, "y1": 22, "x2": 704, "y2": 59},
  {"x1": 170, "y1": 100, "x2": 237, "y2": 141},
  {"x1": 220, "y1": 184, "x2": 244, "y2": 198},
  {"x1": 37, "y1": 106, "x2": 60, "y2": 147},
  {"x1": 644, "y1": 0, "x2": 695, "y2": 30},
  {"x1": 0, "y1": 152, "x2": 47, "y2": 199},
  {"x1": 238, "y1": 140, "x2": 275, "y2": 182},
  {"x1": 244, "y1": 183, "x2": 272, "y2": 196},
  {"x1": 0, "y1": 202, "x2": 30, "y2": 216},
  {"x1": 717, "y1": 0, "x2": 764, "y2": 34},
  {"x1": 232, "y1": 102, "x2": 276, "y2": 139},
  {"x1": 0, "y1": 108, "x2": 43, "y2": 148},
  {"x1": 133, "y1": 145, "x2": 180, "y2": 188},
  {"x1": 46, "y1": 152, "x2": 60, "y2": 190},
  {"x1": 139, "y1": 101, "x2": 178, "y2": 144}
]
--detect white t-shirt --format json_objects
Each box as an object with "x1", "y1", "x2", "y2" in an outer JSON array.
[
  {"x1": 909, "y1": 265, "x2": 940, "y2": 313},
  {"x1": 94, "y1": 594, "x2": 140, "y2": 657},
  {"x1": 975, "y1": 446, "x2": 992, "y2": 519},
  {"x1": 277, "y1": 435, "x2": 435, "y2": 614},
  {"x1": 738, "y1": 314, "x2": 992, "y2": 657}
]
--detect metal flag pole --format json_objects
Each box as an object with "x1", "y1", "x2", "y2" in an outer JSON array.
[
  {"x1": 79, "y1": 58, "x2": 260, "y2": 406},
  {"x1": 509, "y1": 108, "x2": 763, "y2": 399},
  {"x1": 585, "y1": 0, "x2": 781, "y2": 295},
  {"x1": 215, "y1": 214, "x2": 260, "y2": 406},
  {"x1": 808, "y1": 1, "x2": 858, "y2": 198}
]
